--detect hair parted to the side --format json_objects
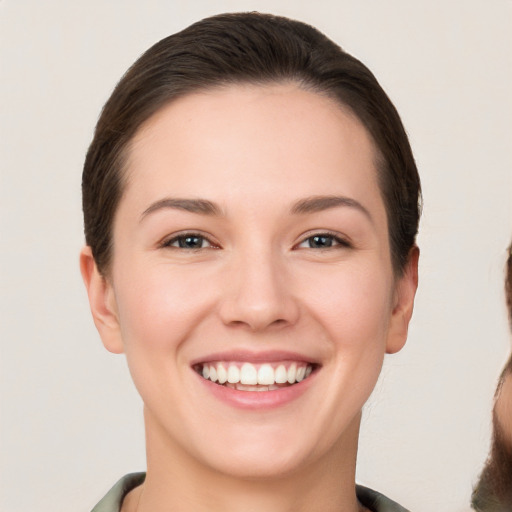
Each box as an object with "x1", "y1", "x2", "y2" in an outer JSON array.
[{"x1": 82, "y1": 12, "x2": 421, "y2": 276}]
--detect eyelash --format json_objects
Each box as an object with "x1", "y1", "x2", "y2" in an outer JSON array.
[
  {"x1": 159, "y1": 231, "x2": 351, "y2": 251},
  {"x1": 159, "y1": 232, "x2": 217, "y2": 250},
  {"x1": 296, "y1": 232, "x2": 352, "y2": 250}
]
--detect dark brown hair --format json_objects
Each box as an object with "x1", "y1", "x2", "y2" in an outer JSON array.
[{"x1": 83, "y1": 12, "x2": 421, "y2": 275}]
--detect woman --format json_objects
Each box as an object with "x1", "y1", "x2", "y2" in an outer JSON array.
[
  {"x1": 472, "y1": 243, "x2": 512, "y2": 511},
  {"x1": 80, "y1": 12, "x2": 420, "y2": 512}
]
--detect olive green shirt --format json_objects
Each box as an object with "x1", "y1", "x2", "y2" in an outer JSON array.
[{"x1": 91, "y1": 473, "x2": 411, "y2": 512}]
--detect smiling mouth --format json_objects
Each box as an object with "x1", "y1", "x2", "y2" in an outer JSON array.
[{"x1": 194, "y1": 361, "x2": 315, "y2": 391}]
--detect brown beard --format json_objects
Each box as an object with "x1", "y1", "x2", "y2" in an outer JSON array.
[
  {"x1": 472, "y1": 244, "x2": 512, "y2": 510},
  {"x1": 472, "y1": 415, "x2": 512, "y2": 511},
  {"x1": 472, "y1": 359, "x2": 512, "y2": 511}
]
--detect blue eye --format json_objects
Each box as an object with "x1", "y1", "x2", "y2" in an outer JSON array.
[
  {"x1": 298, "y1": 234, "x2": 350, "y2": 249},
  {"x1": 163, "y1": 234, "x2": 213, "y2": 249}
]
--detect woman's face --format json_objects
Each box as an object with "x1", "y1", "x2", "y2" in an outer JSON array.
[{"x1": 82, "y1": 83, "x2": 417, "y2": 479}]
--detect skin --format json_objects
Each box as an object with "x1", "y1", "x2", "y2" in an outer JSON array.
[
  {"x1": 81, "y1": 83, "x2": 418, "y2": 512},
  {"x1": 496, "y1": 370, "x2": 512, "y2": 447}
]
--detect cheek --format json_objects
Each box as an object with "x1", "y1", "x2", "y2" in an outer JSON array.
[
  {"x1": 113, "y1": 262, "x2": 220, "y2": 354},
  {"x1": 301, "y1": 262, "x2": 394, "y2": 406},
  {"x1": 299, "y1": 262, "x2": 394, "y2": 348},
  {"x1": 111, "y1": 263, "x2": 223, "y2": 412}
]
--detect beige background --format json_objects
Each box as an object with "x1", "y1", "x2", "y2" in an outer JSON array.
[{"x1": 1, "y1": 1, "x2": 511, "y2": 511}]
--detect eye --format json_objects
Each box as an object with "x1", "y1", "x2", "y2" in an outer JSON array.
[
  {"x1": 161, "y1": 233, "x2": 215, "y2": 250},
  {"x1": 296, "y1": 233, "x2": 351, "y2": 249}
]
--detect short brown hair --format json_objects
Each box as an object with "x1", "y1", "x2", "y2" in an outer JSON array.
[{"x1": 82, "y1": 12, "x2": 421, "y2": 275}]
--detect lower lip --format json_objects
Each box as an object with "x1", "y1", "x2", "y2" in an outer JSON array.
[{"x1": 195, "y1": 371, "x2": 316, "y2": 410}]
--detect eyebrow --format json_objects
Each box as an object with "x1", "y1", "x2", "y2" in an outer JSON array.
[
  {"x1": 291, "y1": 195, "x2": 372, "y2": 221},
  {"x1": 140, "y1": 195, "x2": 372, "y2": 222},
  {"x1": 140, "y1": 198, "x2": 222, "y2": 220}
]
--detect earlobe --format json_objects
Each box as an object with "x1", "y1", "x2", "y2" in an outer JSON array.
[
  {"x1": 386, "y1": 246, "x2": 419, "y2": 354},
  {"x1": 79, "y1": 246, "x2": 124, "y2": 354}
]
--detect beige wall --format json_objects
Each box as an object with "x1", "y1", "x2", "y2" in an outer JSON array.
[{"x1": 1, "y1": 1, "x2": 511, "y2": 510}]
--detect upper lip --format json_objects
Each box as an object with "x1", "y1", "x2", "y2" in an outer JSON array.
[{"x1": 190, "y1": 349, "x2": 319, "y2": 366}]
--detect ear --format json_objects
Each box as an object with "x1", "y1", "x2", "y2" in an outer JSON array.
[
  {"x1": 386, "y1": 246, "x2": 419, "y2": 354},
  {"x1": 79, "y1": 246, "x2": 124, "y2": 354}
]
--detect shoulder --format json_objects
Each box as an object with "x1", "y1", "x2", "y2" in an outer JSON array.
[
  {"x1": 91, "y1": 473, "x2": 146, "y2": 512},
  {"x1": 91, "y1": 475, "x2": 408, "y2": 512},
  {"x1": 356, "y1": 485, "x2": 411, "y2": 512}
]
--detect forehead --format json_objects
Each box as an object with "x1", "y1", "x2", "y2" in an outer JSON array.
[{"x1": 123, "y1": 83, "x2": 384, "y2": 216}]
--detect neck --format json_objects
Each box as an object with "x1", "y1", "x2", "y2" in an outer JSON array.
[{"x1": 126, "y1": 407, "x2": 364, "y2": 512}]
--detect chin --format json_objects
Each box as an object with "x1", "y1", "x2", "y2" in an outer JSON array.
[
  {"x1": 203, "y1": 442, "x2": 313, "y2": 480},
  {"x1": 190, "y1": 417, "x2": 348, "y2": 482}
]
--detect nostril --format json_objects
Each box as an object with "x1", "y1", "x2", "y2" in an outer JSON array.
[
  {"x1": 228, "y1": 320, "x2": 251, "y2": 328},
  {"x1": 226, "y1": 317, "x2": 291, "y2": 331}
]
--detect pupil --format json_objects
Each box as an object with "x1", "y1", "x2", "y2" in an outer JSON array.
[
  {"x1": 180, "y1": 236, "x2": 202, "y2": 248},
  {"x1": 311, "y1": 235, "x2": 332, "y2": 248}
]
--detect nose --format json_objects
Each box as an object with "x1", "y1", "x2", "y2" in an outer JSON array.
[{"x1": 218, "y1": 248, "x2": 300, "y2": 331}]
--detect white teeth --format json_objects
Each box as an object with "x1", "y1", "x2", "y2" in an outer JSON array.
[
  {"x1": 217, "y1": 364, "x2": 227, "y2": 384},
  {"x1": 275, "y1": 365, "x2": 287, "y2": 384},
  {"x1": 235, "y1": 383, "x2": 254, "y2": 391},
  {"x1": 227, "y1": 365, "x2": 240, "y2": 383},
  {"x1": 237, "y1": 383, "x2": 269, "y2": 391},
  {"x1": 287, "y1": 363, "x2": 297, "y2": 384},
  {"x1": 240, "y1": 363, "x2": 258, "y2": 385},
  {"x1": 200, "y1": 361, "x2": 314, "y2": 388},
  {"x1": 257, "y1": 364, "x2": 275, "y2": 385}
]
